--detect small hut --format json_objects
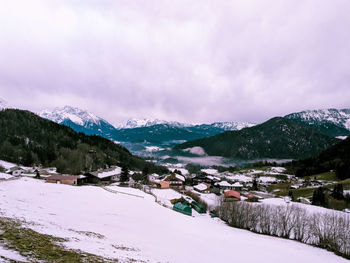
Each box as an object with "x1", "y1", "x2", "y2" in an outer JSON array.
[{"x1": 173, "y1": 202, "x2": 192, "y2": 216}]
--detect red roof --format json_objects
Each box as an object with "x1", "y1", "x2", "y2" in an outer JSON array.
[{"x1": 224, "y1": 190, "x2": 241, "y2": 200}]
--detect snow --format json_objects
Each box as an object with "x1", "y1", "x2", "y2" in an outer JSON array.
[
  {"x1": 168, "y1": 168, "x2": 189, "y2": 175},
  {"x1": 226, "y1": 173, "x2": 253, "y2": 183},
  {"x1": 201, "y1": 168, "x2": 219, "y2": 175},
  {"x1": 232, "y1": 182, "x2": 243, "y2": 187},
  {"x1": 336, "y1": 136, "x2": 348, "y2": 140},
  {"x1": 0, "y1": 178, "x2": 347, "y2": 263},
  {"x1": 95, "y1": 167, "x2": 122, "y2": 179},
  {"x1": 217, "y1": 181, "x2": 231, "y2": 187},
  {"x1": 0, "y1": 173, "x2": 13, "y2": 180},
  {"x1": 0, "y1": 160, "x2": 17, "y2": 169},
  {"x1": 258, "y1": 176, "x2": 277, "y2": 183},
  {"x1": 175, "y1": 174, "x2": 185, "y2": 182},
  {"x1": 0, "y1": 244, "x2": 28, "y2": 262},
  {"x1": 210, "y1": 121, "x2": 256, "y2": 130},
  {"x1": 198, "y1": 193, "x2": 220, "y2": 208},
  {"x1": 194, "y1": 183, "x2": 208, "y2": 192},
  {"x1": 269, "y1": 167, "x2": 286, "y2": 173},
  {"x1": 121, "y1": 118, "x2": 188, "y2": 129},
  {"x1": 145, "y1": 146, "x2": 164, "y2": 152},
  {"x1": 39, "y1": 106, "x2": 110, "y2": 127}
]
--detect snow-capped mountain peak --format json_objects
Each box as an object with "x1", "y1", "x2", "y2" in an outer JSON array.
[
  {"x1": 120, "y1": 118, "x2": 190, "y2": 129},
  {"x1": 39, "y1": 106, "x2": 105, "y2": 127},
  {"x1": 285, "y1": 108, "x2": 350, "y2": 131},
  {"x1": 209, "y1": 121, "x2": 256, "y2": 131}
]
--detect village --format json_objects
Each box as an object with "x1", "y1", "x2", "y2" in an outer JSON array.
[{"x1": 2, "y1": 159, "x2": 347, "y2": 216}]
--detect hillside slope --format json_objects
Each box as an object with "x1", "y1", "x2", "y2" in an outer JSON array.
[
  {"x1": 175, "y1": 117, "x2": 339, "y2": 159},
  {"x1": 0, "y1": 178, "x2": 346, "y2": 263},
  {"x1": 287, "y1": 136, "x2": 350, "y2": 179},
  {"x1": 285, "y1": 109, "x2": 350, "y2": 137},
  {"x1": 39, "y1": 106, "x2": 117, "y2": 138},
  {"x1": 0, "y1": 109, "x2": 167, "y2": 174}
]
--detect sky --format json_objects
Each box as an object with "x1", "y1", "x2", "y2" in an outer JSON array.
[{"x1": 0, "y1": 0, "x2": 349, "y2": 125}]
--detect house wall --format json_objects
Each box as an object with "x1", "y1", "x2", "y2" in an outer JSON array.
[{"x1": 46, "y1": 179, "x2": 77, "y2": 185}]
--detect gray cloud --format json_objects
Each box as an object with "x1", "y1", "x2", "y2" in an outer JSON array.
[{"x1": 0, "y1": 0, "x2": 349, "y2": 125}]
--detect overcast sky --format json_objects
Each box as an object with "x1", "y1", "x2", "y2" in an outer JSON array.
[{"x1": 0, "y1": 0, "x2": 349, "y2": 125}]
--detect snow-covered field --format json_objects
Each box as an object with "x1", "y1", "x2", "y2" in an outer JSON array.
[{"x1": 0, "y1": 178, "x2": 347, "y2": 263}]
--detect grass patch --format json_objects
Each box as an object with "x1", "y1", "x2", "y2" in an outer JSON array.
[
  {"x1": 305, "y1": 171, "x2": 338, "y2": 181},
  {"x1": 0, "y1": 217, "x2": 118, "y2": 263},
  {"x1": 278, "y1": 187, "x2": 316, "y2": 199},
  {"x1": 267, "y1": 183, "x2": 291, "y2": 193}
]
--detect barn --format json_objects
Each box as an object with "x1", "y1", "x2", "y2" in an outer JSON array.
[{"x1": 45, "y1": 175, "x2": 82, "y2": 186}]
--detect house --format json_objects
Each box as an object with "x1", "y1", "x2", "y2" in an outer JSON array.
[
  {"x1": 155, "y1": 181, "x2": 170, "y2": 189},
  {"x1": 216, "y1": 181, "x2": 233, "y2": 190},
  {"x1": 45, "y1": 175, "x2": 82, "y2": 186},
  {"x1": 192, "y1": 174, "x2": 213, "y2": 185},
  {"x1": 85, "y1": 166, "x2": 121, "y2": 184},
  {"x1": 224, "y1": 190, "x2": 241, "y2": 201},
  {"x1": 231, "y1": 182, "x2": 243, "y2": 191},
  {"x1": 164, "y1": 174, "x2": 183, "y2": 187},
  {"x1": 193, "y1": 183, "x2": 211, "y2": 193}
]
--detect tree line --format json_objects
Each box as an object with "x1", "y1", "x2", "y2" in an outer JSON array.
[
  {"x1": 0, "y1": 109, "x2": 168, "y2": 175},
  {"x1": 218, "y1": 201, "x2": 350, "y2": 259}
]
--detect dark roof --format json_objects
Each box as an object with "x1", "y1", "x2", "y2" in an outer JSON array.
[{"x1": 46, "y1": 175, "x2": 79, "y2": 181}]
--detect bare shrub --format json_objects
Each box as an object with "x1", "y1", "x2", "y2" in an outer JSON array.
[{"x1": 218, "y1": 200, "x2": 350, "y2": 259}]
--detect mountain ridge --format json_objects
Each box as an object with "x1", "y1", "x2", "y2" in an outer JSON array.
[{"x1": 174, "y1": 117, "x2": 340, "y2": 160}]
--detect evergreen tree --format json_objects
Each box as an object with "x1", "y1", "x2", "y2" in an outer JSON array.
[
  {"x1": 332, "y1": 184, "x2": 344, "y2": 200},
  {"x1": 120, "y1": 165, "x2": 129, "y2": 182},
  {"x1": 252, "y1": 178, "x2": 258, "y2": 190},
  {"x1": 312, "y1": 187, "x2": 328, "y2": 207}
]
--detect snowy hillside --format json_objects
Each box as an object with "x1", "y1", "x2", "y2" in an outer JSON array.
[
  {"x1": 0, "y1": 178, "x2": 347, "y2": 263},
  {"x1": 285, "y1": 109, "x2": 350, "y2": 132},
  {"x1": 209, "y1": 121, "x2": 256, "y2": 131},
  {"x1": 40, "y1": 106, "x2": 108, "y2": 127},
  {"x1": 39, "y1": 106, "x2": 116, "y2": 137}
]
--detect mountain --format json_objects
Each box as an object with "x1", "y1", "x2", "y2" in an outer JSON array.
[
  {"x1": 209, "y1": 121, "x2": 256, "y2": 131},
  {"x1": 119, "y1": 118, "x2": 255, "y2": 130},
  {"x1": 0, "y1": 109, "x2": 167, "y2": 174},
  {"x1": 285, "y1": 109, "x2": 350, "y2": 137},
  {"x1": 113, "y1": 122, "x2": 256, "y2": 147},
  {"x1": 39, "y1": 106, "x2": 117, "y2": 138},
  {"x1": 119, "y1": 118, "x2": 187, "y2": 129},
  {"x1": 174, "y1": 117, "x2": 340, "y2": 160},
  {"x1": 287, "y1": 136, "x2": 350, "y2": 179}
]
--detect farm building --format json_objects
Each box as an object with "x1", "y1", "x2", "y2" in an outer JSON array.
[
  {"x1": 85, "y1": 166, "x2": 121, "y2": 184},
  {"x1": 155, "y1": 181, "x2": 170, "y2": 189},
  {"x1": 216, "y1": 181, "x2": 233, "y2": 190},
  {"x1": 173, "y1": 202, "x2": 192, "y2": 216},
  {"x1": 190, "y1": 201, "x2": 206, "y2": 214},
  {"x1": 45, "y1": 175, "x2": 82, "y2": 186},
  {"x1": 164, "y1": 174, "x2": 184, "y2": 187},
  {"x1": 193, "y1": 183, "x2": 210, "y2": 193},
  {"x1": 192, "y1": 174, "x2": 214, "y2": 185},
  {"x1": 224, "y1": 190, "x2": 241, "y2": 201},
  {"x1": 231, "y1": 182, "x2": 243, "y2": 191}
]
